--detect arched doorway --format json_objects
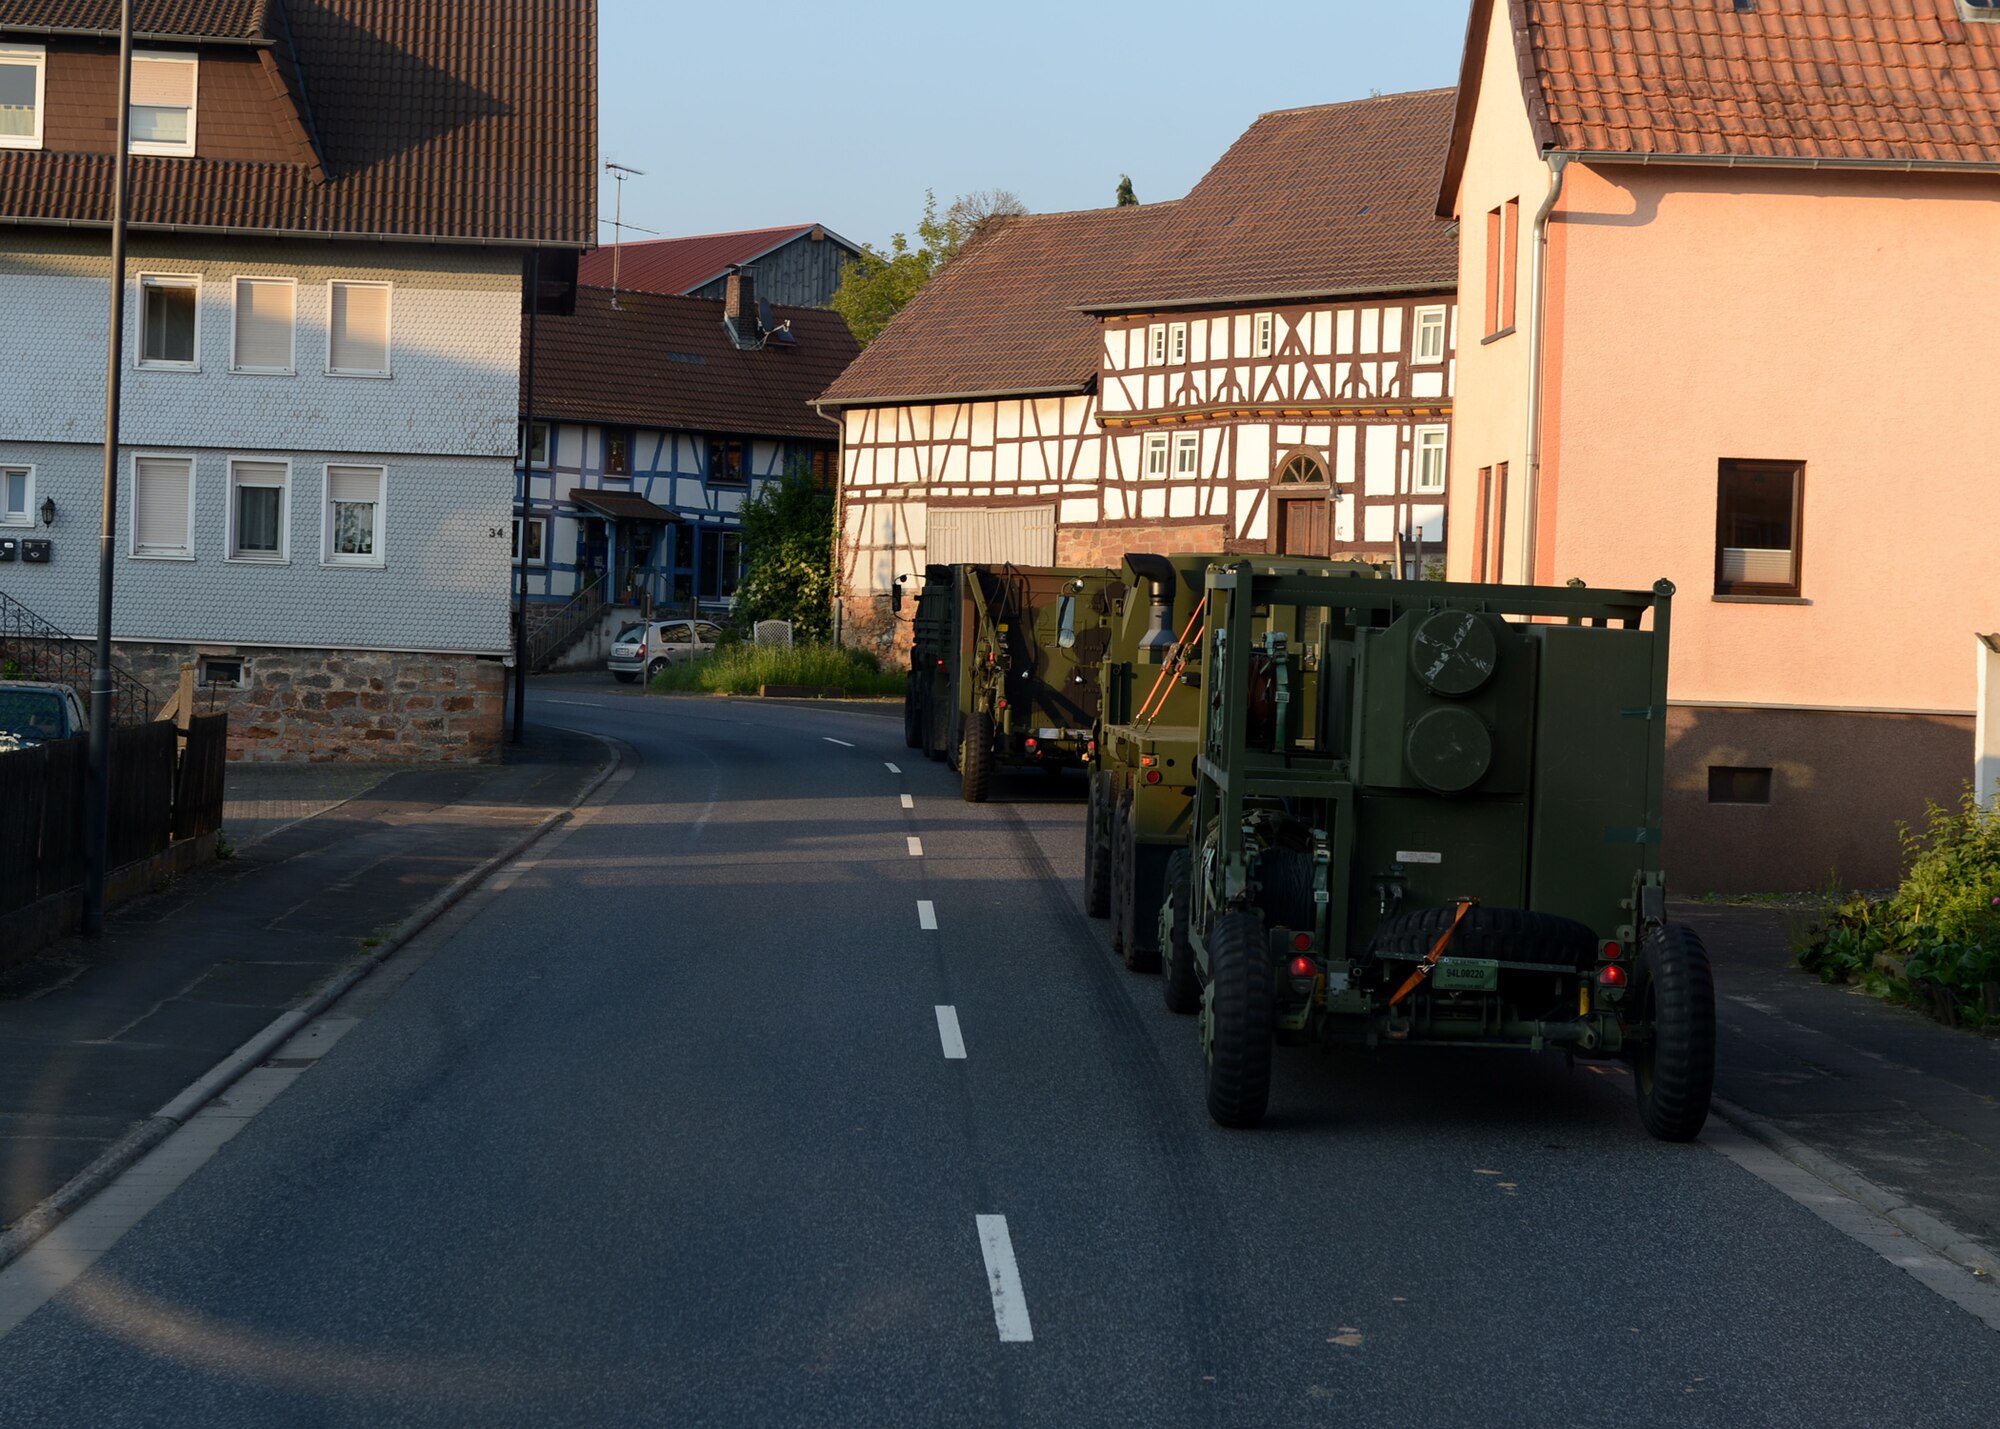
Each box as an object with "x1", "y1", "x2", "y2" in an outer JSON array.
[{"x1": 1273, "y1": 450, "x2": 1331, "y2": 556}]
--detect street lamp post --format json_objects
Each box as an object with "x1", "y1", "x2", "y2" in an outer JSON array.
[
  {"x1": 513, "y1": 249, "x2": 540, "y2": 745},
  {"x1": 84, "y1": 0, "x2": 135, "y2": 938}
]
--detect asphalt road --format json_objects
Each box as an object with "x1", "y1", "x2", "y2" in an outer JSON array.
[{"x1": 0, "y1": 686, "x2": 1996, "y2": 1426}]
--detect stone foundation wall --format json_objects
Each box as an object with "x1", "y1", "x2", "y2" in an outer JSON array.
[
  {"x1": 114, "y1": 642, "x2": 504, "y2": 763},
  {"x1": 1053, "y1": 521, "x2": 1230, "y2": 569}
]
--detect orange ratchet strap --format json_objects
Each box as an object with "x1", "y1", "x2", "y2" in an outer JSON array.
[
  {"x1": 1387, "y1": 898, "x2": 1477, "y2": 1007},
  {"x1": 1135, "y1": 596, "x2": 1207, "y2": 726}
]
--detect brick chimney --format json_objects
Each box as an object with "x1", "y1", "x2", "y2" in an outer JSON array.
[{"x1": 725, "y1": 266, "x2": 757, "y2": 340}]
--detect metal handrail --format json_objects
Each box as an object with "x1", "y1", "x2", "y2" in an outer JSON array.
[
  {"x1": 526, "y1": 582, "x2": 610, "y2": 673},
  {"x1": 0, "y1": 590, "x2": 156, "y2": 725}
]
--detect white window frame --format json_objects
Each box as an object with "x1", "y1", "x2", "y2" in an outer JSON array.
[
  {"x1": 326, "y1": 279, "x2": 393, "y2": 379},
  {"x1": 1254, "y1": 313, "x2": 1275, "y2": 358},
  {"x1": 136, "y1": 273, "x2": 201, "y2": 371},
  {"x1": 1414, "y1": 426, "x2": 1449, "y2": 493},
  {"x1": 1144, "y1": 433, "x2": 1169, "y2": 479},
  {"x1": 321, "y1": 464, "x2": 387, "y2": 568},
  {"x1": 128, "y1": 452, "x2": 196, "y2": 560},
  {"x1": 1174, "y1": 432, "x2": 1199, "y2": 477},
  {"x1": 1414, "y1": 305, "x2": 1448, "y2": 365},
  {"x1": 513, "y1": 514, "x2": 549, "y2": 567},
  {"x1": 1147, "y1": 324, "x2": 1167, "y2": 365},
  {"x1": 229, "y1": 275, "x2": 297, "y2": 375},
  {"x1": 127, "y1": 50, "x2": 198, "y2": 158},
  {"x1": 195, "y1": 653, "x2": 245, "y2": 688},
  {"x1": 225, "y1": 457, "x2": 290, "y2": 564},
  {"x1": 0, "y1": 43, "x2": 47, "y2": 152},
  {"x1": 521, "y1": 421, "x2": 553, "y2": 470},
  {"x1": 1169, "y1": 322, "x2": 1188, "y2": 363},
  {"x1": 0, "y1": 463, "x2": 34, "y2": 526}
]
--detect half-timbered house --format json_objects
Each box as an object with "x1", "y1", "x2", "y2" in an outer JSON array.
[
  {"x1": 517, "y1": 270, "x2": 856, "y2": 618},
  {"x1": 818, "y1": 90, "x2": 1459, "y2": 654}
]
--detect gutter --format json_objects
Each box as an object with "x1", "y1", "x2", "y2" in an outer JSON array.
[
  {"x1": 1558, "y1": 148, "x2": 2000, "y2": 178},
  {"x1": 0, "y1": 215, "x2": 591, "y2": 249},
  {"x1": 0, "y1": 25, "x2": 270, "y2": 47},
  {"x1": 815, "y1": 380, "x2": 1091, "y2": 409},
  {"x1": 1075, "y1": 280, "x2": 1456, "y2": 317},
  {"x1": 1521, "y1": 152, "x2": 1569, "y2": 585},
  {"x1": 813, "y1": 401, "x2": 848, "y2": 643}
]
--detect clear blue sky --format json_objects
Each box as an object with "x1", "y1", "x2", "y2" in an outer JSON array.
[{"x1": 598, "y1": 0, "x2": 1474, "y2": 249}]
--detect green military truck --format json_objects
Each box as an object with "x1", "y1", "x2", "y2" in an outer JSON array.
[
  {"x1": 903, "y1": 563, "x2": 1113, "y2": 802},
  {"x1": 1084, "y1": 553, "x2": 1378, "y2": 982},
  {"x1": 1154, "y1": 560, "x2": 1713, "y2": 1141}
]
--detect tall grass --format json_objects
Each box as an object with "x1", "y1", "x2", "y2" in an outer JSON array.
[{"x1": 648, "y1": 642, "x2": 904, "y2": 697}]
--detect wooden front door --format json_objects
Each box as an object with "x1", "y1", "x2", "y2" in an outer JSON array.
[{"x1": 1278, "y1": 497, "x2": 1331, "y2": 557}]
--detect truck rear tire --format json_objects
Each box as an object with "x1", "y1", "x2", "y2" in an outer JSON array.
[
  {"x1": 1116, "y1": 793, "x2": 1159, "y2": 973},
  {"x1": 903, "y1": 674, "x2": 923, "y2": 748},
  {"x1": 1162, "y1": 848, "x2": 1201, "y2": 1014},
  {"x1": 1256, "y1": 848, "x2": 1317, "y2": 933},
  {"x1": 960, "y1": 712, "x2": 993, "y2": 803},
  {"x1": 1083, "y1": 771, "x2": 1111, "y2": 919},
  {"x1": 1204, "y1": 910, "x2": 1274, "y2": 1129},
  {"x1": 1632, "y1": 923, "x2": 1716, "y2": 1142}
]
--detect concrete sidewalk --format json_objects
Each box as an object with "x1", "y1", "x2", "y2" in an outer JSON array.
[
  {"x1": 0, "y1": 726, "x2": 609, "y2": 1230},
  {"x1": 1685, "y1": 898, "x2": 2000, "y2": 1267}
]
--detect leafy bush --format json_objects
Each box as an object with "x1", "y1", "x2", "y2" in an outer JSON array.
[
  {"x1": 647, "y1": 642, "x2": 903, "y2": 697},
  {"x1": 1798, "y1": 790, "x2": 2000, "y2": 1028},
  {"x1": 734, "y1": 468, "x2": 834, "y2": 644}
]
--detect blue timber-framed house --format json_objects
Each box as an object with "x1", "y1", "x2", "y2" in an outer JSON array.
[{"x1": 516, "y1": 269, "x2": 858, "y2": 614}]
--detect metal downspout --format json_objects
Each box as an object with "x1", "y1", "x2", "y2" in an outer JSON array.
[
  {"x1": 1522, "y1": 152, "x2": 1570, "y2": 585},
  {"x1": 814, "y1": 402, "x2": 846, "y2": 645}
]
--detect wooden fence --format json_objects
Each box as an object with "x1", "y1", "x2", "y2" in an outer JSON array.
[{"x1": 0, "y1": 716, "x2": 228, "y2": 919}]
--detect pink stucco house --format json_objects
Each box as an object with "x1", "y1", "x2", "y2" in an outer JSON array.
[{"x1": 1437, "y1": 0, "x2": 2000, "y2": 892}]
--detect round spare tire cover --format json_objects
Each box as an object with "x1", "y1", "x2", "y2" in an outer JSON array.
[
  {"x1": 1405, "y1": 706, "x2": 1493, "y2": 794},
  {"x1": 1410, "y1": 610, "x2": 1498, "y2": 697}
]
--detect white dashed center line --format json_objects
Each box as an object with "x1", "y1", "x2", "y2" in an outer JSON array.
[
  {"x1": 935, "y1": 1005, "x2": 967, "y2": 1060},
  {"x1": 900, "y1": 794, "x2": 914, "y2": 809},
  {"x1": 885, "y1": 762, "x2": 901, "y2": 774},
  {"x1": 907, "y1": 836, "x2": 924, "y2": 857},
  {"x1": 917, "y1": 900, "x2": 938, "y2": 930},
  {"x1": 975, "y1": 1215, "x2": 1034, "y2": 1343},
  {"x1": 823, "y1": 737, "x2": 855, "y2": 748}
]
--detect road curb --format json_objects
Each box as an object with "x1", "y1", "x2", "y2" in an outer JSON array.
[
  {"x1": 0, "y1": 731, "x2": 623, "y2": 1274},
  {"x1": 1711, "y1": 1095, "x2": 2000, "y2": 1279}
]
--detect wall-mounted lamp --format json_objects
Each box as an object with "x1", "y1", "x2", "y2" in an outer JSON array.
[{"x1": 39, "y1": 496, "x2": 55, "y2": 527}]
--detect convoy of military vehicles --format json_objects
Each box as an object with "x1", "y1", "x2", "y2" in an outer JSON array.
[{"x1": 901, "y1": 554, "x2": 1716, "y2": 1142}]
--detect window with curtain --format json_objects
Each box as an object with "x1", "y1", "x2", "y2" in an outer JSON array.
[
  {"x1": 326, "y1": 465, "x2": 385, "y2": 565},
  {"x1": 1415, "y1": 306, "x2": 1448, "y2": 363},
  {"x1": 1715, "y1": 460, "x2": 1803, "y2": 597},
  {"x1": 232, "y1": 278, "x2": 295, "y2": 373},
  {"x1": 229, "y1": 461, "x2": 286, "y2": 560},
  {"x1": 0, "y1": 44, "x2": 45, "y2": 149},
  {"x1": 1415, "y1": 427, "x2": 1449, "y2": 493},
  {"x1": 132, "y1": 456, "x2": 193, "y2": 557},
  {"x1": 129, "y1": 53, "x2": 197, "y2": 155},
  {"x1": 329, "y1": 282, "x2": 391, "y2": 376},
  {"x1": 140, "y1": 276, "x2": 198, "y2": 367}
]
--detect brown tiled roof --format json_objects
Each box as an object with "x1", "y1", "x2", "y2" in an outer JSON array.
[
  {"x1": 528, "y1": 286, "x2": 860, "y2": 442},
  {"x1": 1079, "y1": 89, "x2": 1459, "y2": 313},
  {"x1": 1441, "y1": 0, "x2": 2000, "y2": 211},
  {"x1": 0, "y1": 0, "x2": 596, "y2": 246},
  {"x1": 0, "y1": 0, "x2": 266, "y2": 40},
  {"x1": 580, "y1": 225, "x2": 861, "y2": 297},
  {"x1": 816, "y1": 203, "x2": 1180, "y2": 407}
]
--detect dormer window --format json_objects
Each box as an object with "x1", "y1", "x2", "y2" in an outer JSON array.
[
  {"x1": 0, "y1": 44, "x2": 45, "y2": 151},
  {"x1": 129, "y1": 52, "x2": 198, "y2": 157},
  {"x1": 1958, "y1": 1, "x2": 2000, "y2": 21}
]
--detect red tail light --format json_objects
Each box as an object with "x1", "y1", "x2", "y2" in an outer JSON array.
[
  {"x1": 1601, "y1": 940, "x2": 1623, "y2": 961},
  {"x1": 1292, "y1": 932, "x2": 1312, "y2": 951},
  {"x1": 1144, "y1": 770, "x2": 1161, "y2": 785},
  {"x1": 1598, "y1": 964, "x2": 1628, "y2": 987},
  {"x1": 1288, "y1": 955, "x2": 1315, "y2": 979},
  {"x1": 1025, "y1": 737, "x2": 1038, "y2": 751}
]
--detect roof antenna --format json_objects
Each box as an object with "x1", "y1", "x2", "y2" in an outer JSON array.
[{"x1": 603, "y1": 161, "x2": 655, "y2": 309}]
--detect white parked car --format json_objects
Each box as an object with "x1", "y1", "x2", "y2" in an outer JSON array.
[
  {"x1": 608, "y1": 619, "x2": 724, "y2": 683},
  {"x1": 0, "y1": 680, "x2": 88, "y2": 753}
]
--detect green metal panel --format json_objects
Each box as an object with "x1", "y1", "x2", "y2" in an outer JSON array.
[
  {"x1": 1348, "y1": 793, "x2": 1529, "y2": 952},
  {"x1": 1354, "y1": 612, "x2": 1537, "y2": 799}
]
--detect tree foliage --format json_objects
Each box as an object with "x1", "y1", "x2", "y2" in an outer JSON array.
[
  {"x1": 734, "y1": 465, "x2": 835, "y2": 643},
  {"x1": 1115, "y1": 174, "x2": 1138, "y2": 207},
  {"x1": 831, "y1": 188, "x2": 1027, "y2": 346}
]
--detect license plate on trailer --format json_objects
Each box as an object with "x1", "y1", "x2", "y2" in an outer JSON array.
[
  {"x1": 1038, "y1": 727, "x2": 1060, "y2": 740},
  {"x1": 1432, "y1": 958, "x2": 1499, "y2": 992}
]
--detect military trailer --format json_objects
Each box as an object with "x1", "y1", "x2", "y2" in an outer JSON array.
[
  {"x1": 1084, "y1": 553, "x2": 1378, "y2": 982},
  {"x1": 1158, "y1": 561, "x2": 1713, "y2": 1141},
  {"x1": 902, "y1": 563, "x2": 1113, "y2": 802}
]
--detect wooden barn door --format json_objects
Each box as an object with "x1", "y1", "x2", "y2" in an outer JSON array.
[{"x1": 1278, "y1": 497, "x2": 1330, "y2": 557}]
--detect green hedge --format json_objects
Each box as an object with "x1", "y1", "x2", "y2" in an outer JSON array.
[
  {"x1": 1797, "y1": 790, "x2": 2000, "y2": 1029},
  {"x1": 647, "y1": 642, "x2": 904, "y2": 697}
]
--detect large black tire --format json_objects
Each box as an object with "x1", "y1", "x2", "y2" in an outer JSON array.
[
  {"x1": 1256, "y1": 848, "x2": 1317, "y2": 932},
  {"x1": 1117, "y1": 794, "x2": 1159, "y2": 973},
  {"x1": 1631, "y1": 923, "x2": 1717, "y2": 1143},
  {"x1": 1108, "y1": 794, "x2": 1129, "y2": 960},
  {"x1": 903, "y1": 674, "x2": 923, "y2": 748},
  {"x1": 646, "y1": 658, "x2": 667, "y2": 683},
  {"x1": 1205, "y1": 910, "x2": 1274, "y2": 1128},
  {"x1": 1083, "y1": 771, "x2": 1112, "y2": 919},
  {"x1": 960, "y1": 712, "x2": 993, "y2": 803},
  {"x1": 613, "y1": 670, "x2": 638, "y2": 685},
  {"x1": 1367, "y1": 904, "x2": 1598, "y2": 969},
  {"x1": 1161, "y1": 847, "x2": 1201, "y2": 1015}
]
